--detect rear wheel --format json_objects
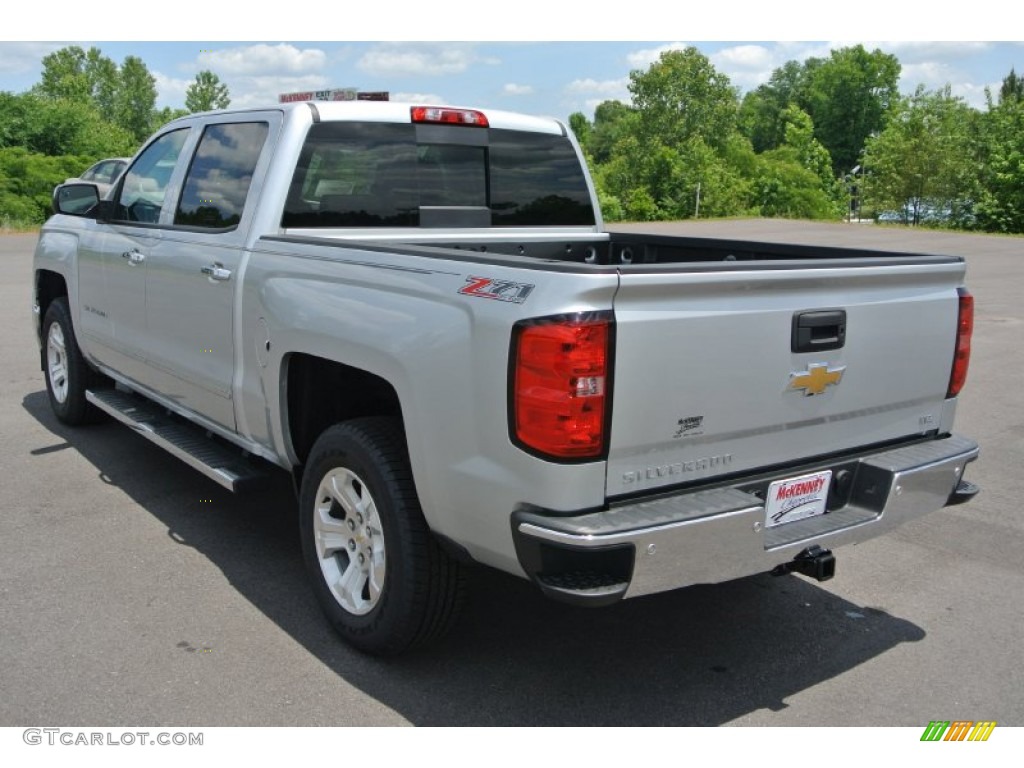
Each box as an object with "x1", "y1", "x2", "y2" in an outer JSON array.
[
  {"x1": 42, "y1": 298, "x2": 104, "y2": 425},
  {"x1": 299, "y1": 418, "x2": 465, "y2": 655}
]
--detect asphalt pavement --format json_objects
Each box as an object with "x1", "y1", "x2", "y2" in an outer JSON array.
[{"x1": 1, "y1": 222, "x2": 1021, "y2": 726}]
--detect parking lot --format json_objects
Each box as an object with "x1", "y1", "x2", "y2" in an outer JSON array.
[{"x1": 1, "y1": 221, "x2": 1021, "y2": 726}]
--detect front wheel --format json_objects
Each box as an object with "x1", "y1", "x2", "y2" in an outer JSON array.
[
  {"x1": 299, "y1": 418, "x2": 465, "y2": 655},
  {"x1": 42, "y1": 297, "x2": 104, "y2": 425}
]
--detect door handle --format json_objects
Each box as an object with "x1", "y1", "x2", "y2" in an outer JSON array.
[
  {"x1": 201, "y1": 263, "x2": 232, "y2": 281},
  {"x1": 792, "y1": 309, "x2": 846, "y2": 353},
  {"x1": 122, "y1": 249, "x2": 145, "y2": 265}
]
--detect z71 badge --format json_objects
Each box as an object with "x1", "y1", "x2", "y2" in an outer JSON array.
[{"x1": 459, "y1": 276, "x2": 535, "y2": 304}]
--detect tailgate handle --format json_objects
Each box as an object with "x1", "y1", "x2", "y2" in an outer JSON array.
[{"x1": 792, "y1": 310, "x2": 846, "y2": 353}]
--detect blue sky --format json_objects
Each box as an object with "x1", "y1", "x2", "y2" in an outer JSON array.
[{"x1": 3, "y1": 5, "x2": 1021, "y2": 121}]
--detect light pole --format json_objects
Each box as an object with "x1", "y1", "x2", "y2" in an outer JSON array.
[{"x1": 849, "y1": 164, "x2": 861, "y2": 223}]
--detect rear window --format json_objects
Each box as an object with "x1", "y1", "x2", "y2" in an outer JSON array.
[{"x1": 281, "y1": 122, "x2": 594, "y2": 228}]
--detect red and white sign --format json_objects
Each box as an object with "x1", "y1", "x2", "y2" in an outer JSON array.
[
  {"x1": 765, "y1": 469, "x2": 832, "y2": 528},
  {"x1": 279, "y1": 88, "x2": 358, "y2": 103}
]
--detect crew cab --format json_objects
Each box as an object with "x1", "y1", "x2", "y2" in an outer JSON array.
[{"x1": 33, "y1": 101, "x2": 979, "y2": 655}]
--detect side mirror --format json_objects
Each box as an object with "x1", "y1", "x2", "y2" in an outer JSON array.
[{"x1": 53, "y1": 183, "x2": 100, "y2": 216}]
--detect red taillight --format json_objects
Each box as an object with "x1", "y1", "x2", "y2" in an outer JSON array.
[
  {"x1": 511, "y1": 314, "x2": 612, "y2": 460},
  {"x1": 411, "y1": 106, "x2": 489, "y2": 127},
  {"x1": 947, "y1": 288, "x2": 973, "y2": 397}
]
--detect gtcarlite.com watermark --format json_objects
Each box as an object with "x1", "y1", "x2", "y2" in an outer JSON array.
[{"x1": 23, "y1": 728, "x2": 203, "y2": 746}]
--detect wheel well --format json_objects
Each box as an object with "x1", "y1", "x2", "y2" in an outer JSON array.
[
  {"x1": 35, "y1": 271, "x2": 68, "y2": 369},
  {"x1": 286, "y1": 353, "x2": 403, "y2": 466},
  {"x1": 36, "y1": 270, "x2": 68, "y2": 324}
]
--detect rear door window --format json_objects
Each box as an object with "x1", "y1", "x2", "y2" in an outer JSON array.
[
  {"x1": 285, "y1": 123, "x2": 418, "y2": 227},
  {"x1": 175, "y1": 122, "x2": 269, "y2": 229}
]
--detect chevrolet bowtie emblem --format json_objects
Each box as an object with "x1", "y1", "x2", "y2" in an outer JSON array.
[{"x1": 788, "y1": 364, "x2": 846, "y2": 396}]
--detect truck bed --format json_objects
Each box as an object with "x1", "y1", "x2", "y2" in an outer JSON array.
[{"x1": 269, "y1": 223, "x2": 965, "y2": 270}]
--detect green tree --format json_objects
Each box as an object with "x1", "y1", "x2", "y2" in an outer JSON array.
[
  {"x1": 591, "y1": 49, "x2": 759, "y2": 221},
  {"x1": 0, "y1": 92, "x2": 134, "y2": 157},
  {"x1": 628, "y1": 47, "x2": 738, "y2": 151},
  {"x1": 999, "y1": 67, "x2": 1024, "y2": 104},
  {"x1": 778, "y1": 104, "x2": 844, "y2": 213},
  {"x1": 35, "y1": 46, "x2": 92, "y2": 102},
  {"x1": 586, "y1": 100, "x2": 637, "y2": 165},
  {"x1": 28, "y1": 45, "x2": 156, "y2": 149},
  {"x1": 185, "y1": 70, "x2": 231, "y2": 113},
  {"x1": 863, "y1": 86, "x2": 981, "y2": 227},
  {"x1": 738, "y1": 60, "x2": 814, "y2": 153},
  {"x1": 115, "y1": 56, "x2": 157, "y2": 144},
  {"x1": 84, "y1": 47, "x2": 120, "y2": 115},
  {"x1": 740, "y1": 46, "x2": 899, "y2": 174},
  {"x1": 0, "y1": 91, "x2": 31, "y2": 148},
  {"x1": 36, "y1": 45, "x2": 121, "y2": 112},
  {"x1": 739, "y1": 93, "x2": 842, "y2": 219},
  {"x1": 568, "y1": 111, "x2": 591, "y2": 147},
  {"x1": 975, "y1": 83, "x2": 1024, "y2": 233},
  {"x1": 150, "y1": 106, "x2": 191, "y2": 133},
  {"x1": 0, "y1": 146, "x2": 93, "y2": 225},
  {"x1": 753, "y1": 151, "x2": 839, "y2": 220},
  {"x1": 802, "y1": 45, "x2": 901, "y2": 174},
  {"x1": 601, "y1": 134, "x2": 750, "y2": 221}
]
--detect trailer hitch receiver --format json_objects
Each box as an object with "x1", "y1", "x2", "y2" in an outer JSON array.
[{"x1": 772, "y1": 545, "x2": 836, "y2": 582}]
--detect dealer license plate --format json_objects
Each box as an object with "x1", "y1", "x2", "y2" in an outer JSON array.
[{"x1": 764, "y1": 470, "x2": 833, "y2": 528}]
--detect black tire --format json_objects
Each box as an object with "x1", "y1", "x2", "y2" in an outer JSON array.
[
  {"x1": 42, "y1": 297, "x2": 104, "y2": 425},
  {"x1": 299, "y1": 418, "x2": 465, "y2": 656}
]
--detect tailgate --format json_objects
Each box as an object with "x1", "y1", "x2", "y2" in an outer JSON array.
[{"x1": 606, "y1": 260, "x2": 966, "y2": 497}]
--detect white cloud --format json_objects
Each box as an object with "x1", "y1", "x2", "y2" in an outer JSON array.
[
  {"x1": 583, "y1": 98, "x2": 612, "y2": 112},
  {"x1": 563, "y1": 78, "x2": 631, "y2": 116},
  {"x1": 503, "y1": 83, "x2": 534, "y2": 95},
  {"x1": 899, "y1": 62, "x2": 1000, "y2": 109},
  {"x1": 565, "y1": 77, "x2": 629, "y2": 97},
  {"x1": 357, "y1": 43, "x2": 498, "y2": 77},
  {"x1": 855, "y1": 41, "x2": 991, "y2": 63},
  {"x1": 711, "y1": 42, "x2": 841, "y2": 92},
  {"x1": 952, "y1": 81, "x2": 999, "y2": 109},
  {"x1": 153, "y1": 71, "x2": 191, "y2": 106},
  {"x1": 157, "y1": 44, "x2": 330, "y2": 108},
  {"x1": 625, "y1": 42, "x2": 689, "y2": 69},
  {"x1": 901, "y1": 60, "x2": 958, "y2": 87},
  {"x1": 710, "y1": 45, "x2": 775, "y2": 89},
  {"x1": 714, "y1": 44, "x2": 774, "y2": 70},
  {"x1": 198, "y1": 44, "x2": 327, "y2": 76},
  {"x1": 622, "y1": 42, "x2": 830, "y2": 92},
  {"x1": 155, "y1": 66, "x2": 330, "y2": 109},
  {"x1": 642, "y1": 41, "x2": 999, "y2": 96}
]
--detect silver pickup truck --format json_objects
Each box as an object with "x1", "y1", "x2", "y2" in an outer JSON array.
[{"x1": 34, "y1": 101, "x2": 979, "y2": 655}]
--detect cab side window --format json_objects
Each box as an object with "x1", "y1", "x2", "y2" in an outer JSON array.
[
  {"x1": 174, "y1": 122, "x2": 269, "y2": 230},
  {"x1": 113, "y1": 129, "x2": 190, "y2": 223}
]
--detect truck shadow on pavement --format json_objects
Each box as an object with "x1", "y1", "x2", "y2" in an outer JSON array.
[{"x1": 23, "y1": 391, "x2": 926, "y2": 726}]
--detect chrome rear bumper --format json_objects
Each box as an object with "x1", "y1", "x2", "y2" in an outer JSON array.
[{"x1": 513, "y1": 434, "x2": 979, "y2": 604}]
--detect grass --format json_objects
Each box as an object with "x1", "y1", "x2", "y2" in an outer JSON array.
[{"x1": 0, "y1": 218, "x2": 42, "y2": 234}]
